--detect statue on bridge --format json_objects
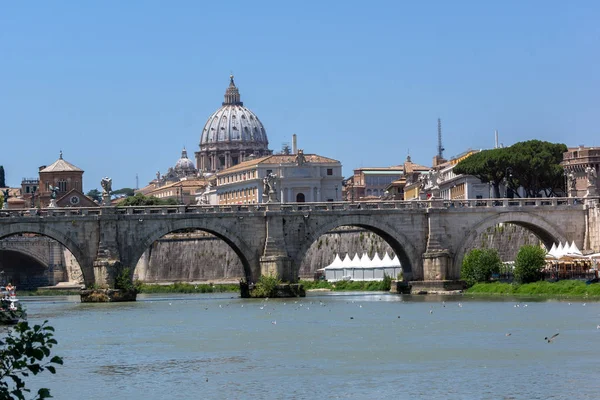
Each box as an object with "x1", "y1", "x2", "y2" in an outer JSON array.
[
  {"x1": 262, "y1": 173, "x2": 278, "y2": 203},
  {"x1": 101, "y1": 177, "x2": 113, "y2": 196},
  {"x1": 48, "y1": 185, "x2": 59, "y2": 208},
  {"x1": 585, "y1": 166, "x2": 598, "y2": 198},
  {"x1": 1, "y1": 188, "x2": 9, "y2": 209},
  {"x1": 567, "y1": 171, "x2": 577, "y2": 196},
  {"x1": 585, "y1": 166, "x2": 597, "y2": 187},
  {"x1": 101, "y1": 177, "x2": 112, "y2": 206}
]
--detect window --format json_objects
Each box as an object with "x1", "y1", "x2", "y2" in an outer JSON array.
[
  {"x1": 327, "y1": 168, "x2": 333, "y2": 176},
  {"x1": 266, "y1": 169, "x2": 272, "y2": 175}
]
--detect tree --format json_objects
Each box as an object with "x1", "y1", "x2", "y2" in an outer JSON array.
[
  {"x1": 461, "y1": 248, "x2": 502, "y2": 287},
  {"x1": 454, "y1": 140, "x2": 567, "y2": 198},
  {"x1": 86, "y1": 189, "x2": 102, "y2": 203},
  {"x1": 508, "y1": 140, "x2": 567, "y2": 197},
  {"x1": 0, "y1": 165, "x2": 5, "y2": 188},
  {"x1": 0, "y1": 321, "x2": 63, "y2": 399},
  {"x1": 513, "y1": 245, "x2": 546, "y2": 284},
  {"x1": 453, "y1": 148, "x2": 511, "y2": 198},
  {"x1": 118, "y1": 193, "x2": 178, "y2": 206}
]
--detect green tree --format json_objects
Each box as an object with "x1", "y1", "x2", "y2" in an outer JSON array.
[
  {"x1": 86, "y1": 189, "x2": 102, "y2": 203},
  {"x1": 0, "y1": 165, "x2": 5, "y2": 188},
  {"x1": 508, "y1": 140, "x2": 567, "y2": 197},
  {"x1": 461, "y1": 248, "x2": 502, "y2": 287},
  {"x1": 454, "y1": 140, "x2": 567, "y2": 198},
  {"x1": 453, "y1": 148, "x2": 511, "y2": 198},
  {"x1": 0, "y1": 321, "x2": 63, "y2": 399},
  {"x1": 118, "y1": 193, "x2": 178, "y2": 206},
  {"x1": 513, "y1": 245, "x2": 546, "y2": 284}
]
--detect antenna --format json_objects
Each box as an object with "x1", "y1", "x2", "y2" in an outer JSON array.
[{"x1": 437, "y1": 118, "x2": 445, "y2": 158}]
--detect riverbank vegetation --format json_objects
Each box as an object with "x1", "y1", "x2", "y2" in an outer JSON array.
[
  {"x1": 135, "y1": 282, "x2": 239, "y2": 293},
  {"x1": 301, "y1": 274, "x2": 392, "y2": 291},
  {"x1": 466, "y1": 280, "x2": 600, "y2": 297}
]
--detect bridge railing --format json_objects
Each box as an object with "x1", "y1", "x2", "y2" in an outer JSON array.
[{"x1": 0, "y1": 197, "x2": 592, "y2": 218}]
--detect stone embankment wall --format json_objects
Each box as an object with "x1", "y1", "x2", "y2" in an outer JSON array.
[
  {"x1": 587, "y1": 206, "x2": 600, "y2": 252},
  {"x1": 462, "y1": 223, "x2": 542, "y2": 261},
  {"x1": 131, "y1": 224, "x2": 538, "y2": 283}
]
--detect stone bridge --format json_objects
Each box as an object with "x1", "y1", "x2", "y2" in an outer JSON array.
[{"x1": 0, "y1": 197, "x2": 598, "y2": 287}]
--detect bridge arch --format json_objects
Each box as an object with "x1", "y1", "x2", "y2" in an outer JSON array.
[
  {"x1": 453, "y1": 211, "x2": 567, "y2": 271},
  {"x1": 291, "y1": 214, "x2": 421, "y2": 280},
  {"x1": 0, "y1": 247, "x2": 48, "y2": 269},
  {"x1": 0, "y1": 223, "x2": 91, "y2": 283},
  {"x1": 130, "y1": 218, "x2": 258, "y2": 283}
]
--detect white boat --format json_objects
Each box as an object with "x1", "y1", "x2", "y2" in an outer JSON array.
[{"x1": 0, "y1": 285, "x2": 26, "y2": 325}]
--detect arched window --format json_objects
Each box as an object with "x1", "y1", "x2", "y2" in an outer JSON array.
[{"x1": 296, "y1": 193, "x2": 305, "y2": 203}]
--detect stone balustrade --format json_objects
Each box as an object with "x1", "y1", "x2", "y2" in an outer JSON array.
[{"x1": 0, "y1": 197, "x2": 592, "y2": 219}]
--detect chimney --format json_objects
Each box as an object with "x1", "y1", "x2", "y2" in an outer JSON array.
[
  {"x1": 38, "y1": 165, "x2": 46, "y2": 171},
  {"x1": 292, "y1": 134, "x2": 297, "y2": 155}
]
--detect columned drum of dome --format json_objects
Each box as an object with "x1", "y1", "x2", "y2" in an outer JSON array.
[{"x1": 195, "y1": 76, "x2": 272, "y2": 173}]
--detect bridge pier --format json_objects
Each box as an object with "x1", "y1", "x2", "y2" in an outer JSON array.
[
  {"x1": 410, "y1": 206, "x2": 464, "y2": 293},
  {"x1": 260, "y1": 215, "x2": 295, "y2": 282}
]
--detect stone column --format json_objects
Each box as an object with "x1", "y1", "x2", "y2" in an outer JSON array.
[{"x1": 260, "y1": 215, "x2": 294, "y2": 282}]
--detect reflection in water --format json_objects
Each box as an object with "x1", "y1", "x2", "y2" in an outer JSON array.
[{"x1": 96, "y1": 356, "x2": 249, "y2": 376}]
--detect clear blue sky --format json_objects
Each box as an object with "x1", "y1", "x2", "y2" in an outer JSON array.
[{"x1": 1, "y1": 0, "x2": 598, "y2": 191}]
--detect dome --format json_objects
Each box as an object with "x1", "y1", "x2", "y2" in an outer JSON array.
[
  {"x1": 199, "y1": 75, "x2": 269, "y2": 148},
  {"x1": 174, "y1": 148, "x2": 196, "y2": 172}
]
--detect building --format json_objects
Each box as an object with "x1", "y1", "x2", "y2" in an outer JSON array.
[
  {"x1": 137, "y1": 148, "x2": 207, "y2": 205},
  {"x1": 403, "y1": 149, "x2": 515, "y2": 201},
  {"x1": 561, "y1": 146, "x2": 600, "y2": 197},
  {"x1": 195, "y1": 75, "x2": 272, "y2": 173},
  {"x1": 138, "y1": 178, "x2": 208, "y2": 205},
  {"x1": 215, "y1": 151, "x2": 342, "y2": 204},
  {"x1": 35, "y1": 152, "x2": 95, "y2": 207},
  {"x1": 346, "y1": 157, "x2": 429, "y2": 201}
]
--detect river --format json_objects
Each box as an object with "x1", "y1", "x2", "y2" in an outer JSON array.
[{"x1": 9, "y1": 292, "x2": 600, "y2": 399}]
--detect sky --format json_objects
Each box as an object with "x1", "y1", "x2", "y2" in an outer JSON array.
[{"x1": 1, "y1": 0, "x2": 599, "y2": 192}]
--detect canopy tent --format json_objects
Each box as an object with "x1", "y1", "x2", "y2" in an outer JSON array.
[
  {"x1": 323, "y1": 252, "x2": 402, "y2": 282},
  {"x1": 545, "y1": 241, "x2": 595, "y2": 279}
]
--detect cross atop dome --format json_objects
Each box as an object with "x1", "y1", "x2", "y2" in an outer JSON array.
[{"x1": 223, "y1": 74, "x2": 243, "y2": 106}]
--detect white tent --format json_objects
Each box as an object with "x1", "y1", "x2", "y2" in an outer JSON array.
[{"x1": 322, "y1": 252, "x2": 402, "y2": 282}]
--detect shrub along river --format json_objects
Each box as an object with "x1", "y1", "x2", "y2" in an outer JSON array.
[{"x1": 13, "y1": 292, "x2": 600, "y2": 399}]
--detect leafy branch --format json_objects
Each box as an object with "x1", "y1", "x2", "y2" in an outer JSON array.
[{"x1": 0, "y1": 321, "x2": 63, "y2": 400}]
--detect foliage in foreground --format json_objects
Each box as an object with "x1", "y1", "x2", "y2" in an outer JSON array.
[
  {"x1": 514, "y1": 245, "x2": 546, "y2": 284},
  {"x1": 0, "y1": 321, "x2": 63, "y2": 400},
  {"x1": 466, "y1": 280, "x2": 600, "y2": 297},
  {"x1": 251, "y1": 275, "x2": 282, "y2": 298},
  {"x1": 136, "y1": 282, "x2": 239, "y2": 293},
  {"x1": 461, "y1": 248, "x2": 502, "y2": 287}
]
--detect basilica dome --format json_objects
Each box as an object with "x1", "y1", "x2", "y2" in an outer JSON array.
[
  {"x1": 196, "y1": 76, "x2": 272, "y2": 172},
  {"x1": 174, "y1": 148, "x2": 196, "y2": 174}
]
